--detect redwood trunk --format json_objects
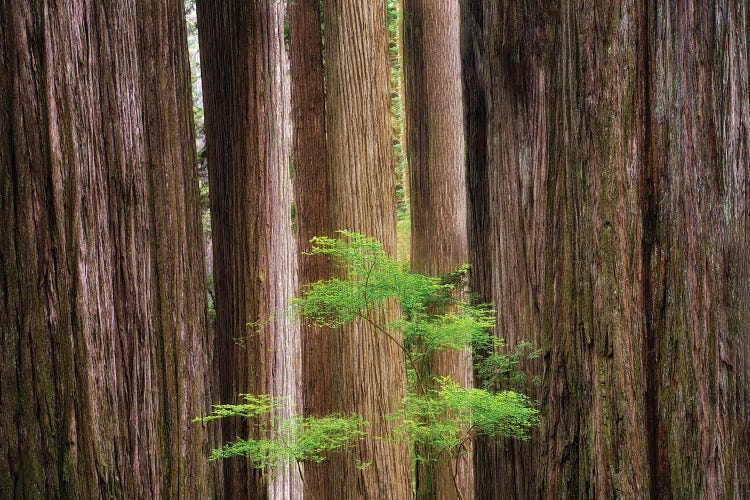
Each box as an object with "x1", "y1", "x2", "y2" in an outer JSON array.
[
  {"x1": 288, "y1": 2, "x2": 332, "y2": 497},
  {"x1": 648, "y1": 2, "x2": 750, "y2": 496},
  {"x1": 323, "y1": 1, "x2": 411, "y2": 497},
  {"x1": 197, "y1": 1, "x2": 300, "y2": 498},
  {"x1": 0, "y1": 0, "x2": 215, "y2": 497},
  {"x1": 403, "y1": 0, "x2": 473, "y2": 497},
  {"x1": 461, "y1": 0, "x2": 749, "y2": 497}
]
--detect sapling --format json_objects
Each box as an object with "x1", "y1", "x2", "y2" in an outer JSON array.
[{"x1": 197, "y1": 231, "x2": 540, "y2": 498}]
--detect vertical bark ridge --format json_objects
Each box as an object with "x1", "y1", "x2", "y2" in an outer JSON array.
[
  {"x1": 288, "y1": 1, "x2": 331, "y2": 496},
  {"x1": 462, "y1": 0, "x2": 749, "y2": 497},
  {"x1": 404, "y1": 0, "x2": 474, "y2": 497},
  {"x1": 639, "y1": 0, "x2": 666, "y2": 497}
]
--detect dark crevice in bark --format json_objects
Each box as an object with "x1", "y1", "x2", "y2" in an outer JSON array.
[{"x1": 640, "y1": 2, "x2": 667, "y2": 498}]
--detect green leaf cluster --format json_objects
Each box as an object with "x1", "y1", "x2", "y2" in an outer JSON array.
[
  {"x1": 294, "y1": 231, "x2": 439, "y2": 328},
  {"x1": 294, "y1": 232, "x2": 540, "y2": 453},
  {"x1": 195, "y1": 394, "x2": 367, "y2": 469},
  {"x1": 390, "y1": 377, "x2": 539, "y2": 461}
]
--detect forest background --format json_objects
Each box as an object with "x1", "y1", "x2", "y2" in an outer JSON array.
[{"x1": 1, "y1": 0, "x2": 748, "y2": 499}]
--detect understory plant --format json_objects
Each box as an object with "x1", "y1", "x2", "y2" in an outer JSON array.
[{"x1": 197, "y1": 231, "x2": 540, "y2": 497}]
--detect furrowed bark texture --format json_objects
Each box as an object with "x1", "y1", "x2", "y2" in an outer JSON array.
[
  {"x1": 197, "y1": 1, "x2": 300, "y2": 498},
  {"x1": 288, "y1": 2, "x2": 332, "y2": 497},
  {"x1": 403, "y1": 0, "x2": 473, "y2": 498},
  {"x1": 461, "y1": 0, "x2": 749, "y2": 497},
  {"x1": 323, "y1": 1, "x2": 411, "y2": 498},
  {"x1": 0, "y1": 1, "x2": 215, "y2": 498},
  {"x1": 649, "y1": 2, "x2": 750, "y2": 496}
]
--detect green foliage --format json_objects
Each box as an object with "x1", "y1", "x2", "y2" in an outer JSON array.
[
  {"x1": 294, "y1": 231, "x2": 540, "y2": 452},
  {"x1": 196, "y1": 393, "x2": 279, "y2": 422},
  {"x1": 476, "y1": 340, "x2": 542, "y2": 392},
  {"x1": 294, "y1": 231, "x2": 440, "y2": 328},
  {"x1": 199, "y1": 232, "x2": 540, "y2": 491},
  {"x1": 289, "y1": 415, "x2": 368, "y2": 463},
  {"x1": 195, "y1": 394, "x2": 368, "y2": 469},
  {"x1": 389, "y1": 377, "x2": 539, "y2": 461},
  {"x1": 296, "y1": 232, "x2": 499, "y2": 364}
]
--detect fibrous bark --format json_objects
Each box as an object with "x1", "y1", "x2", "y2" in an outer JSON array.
[
  {"x1": 197, "y1": 1, "x2": 300, "y2": 498},
  {"x1": 323, "y1": 1, "x2": 412, "y2": 497},
  {"x1": 0, "y1": 0, "x2": 215, "y2": 497},
  {"x1": 288, "y1": 2, "x2": 331, "y2": 497},
  {"x1": 648, "y1": 2, "x2": 750, "y2": 496},
  {"x1": 461, "y1": 0, "x2": 749, "y2": 497},
  {"x1": 403, "y1": 0, "x2": 473, "y2": 497}
]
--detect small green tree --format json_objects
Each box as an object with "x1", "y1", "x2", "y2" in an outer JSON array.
[{"x1": 197, "y1": 231, "x2": 540, "y2": 498}]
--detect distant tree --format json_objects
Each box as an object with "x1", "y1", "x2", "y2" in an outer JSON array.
[
  {"x1": 0, "y1": 0, "x2": 215, "y2": 497},
  {"x1": 403, "y1": 0, "x2": 474, "y2": 497},
  {"x1": 197, "y1": 0, "x2": 300, "y2": 498},
  {"x1": 321, "y1": 0, "x2": 412, "y2": 497},
  {"x1": 461, "y1": 0, "x2": 749, "y2": 497}
]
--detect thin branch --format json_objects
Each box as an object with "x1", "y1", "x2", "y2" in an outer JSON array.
[{"x1": 296, "y1": 460, "x2": 315, "y2": 500}]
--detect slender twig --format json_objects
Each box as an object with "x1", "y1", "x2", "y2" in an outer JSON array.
[{"x1": 296, "y1": 460, "x2": 315, "y2": 500}]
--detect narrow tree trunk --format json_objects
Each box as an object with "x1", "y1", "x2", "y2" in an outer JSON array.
[
  {"x1": 403, "y1": 0, "x2": 473, "y2": 498},
  {"x1": 462, "y1": 0, "x2": 749, "y2": 498},
  {"x1": 0, "y1": 0, "x2": 215, "y2": 497},
  {"x1": 197, "y1": 1, "x2": 300, "y2": 498},
  {"x1": 323, "y1": 1, "x2": 412, "y2": 497},
  {"x1": 288, "y1": 2, "x2": 332, "y2": 497}
]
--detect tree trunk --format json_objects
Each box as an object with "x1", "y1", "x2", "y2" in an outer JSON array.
[
  {"x1": 461, "y1": 2, "x2": 553, "y2": 496},
  {"x1": 288, "y1": 2, "x2": 332, "y2": 497},
  {"x1": 197, "y1": 1, "x2": 300, "y2": 498},
  {"x1": 0, "y1": 0, "x2": 216, "y2": 497},
  {"x1": 403, "y1": 0, "x2": 473, "y2": 498},
  {"x1": 461, "y1": 0, "x2": 749, "y2": 497},
  {"x1": 322, "y1": 1, "x2": 412, "y2": 497},
  {"x1": 648, "y1": 2, "x2": 750, "y2": 496}
]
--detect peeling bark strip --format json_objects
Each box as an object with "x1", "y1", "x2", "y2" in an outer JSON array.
[
  {"x1": 0, "y1": 0, "x2": 216, "y2": 498},
  {"x1": 403, "y1": 0, "x2": 474, "y2": 497},
  {"x1": 196, "y1": 0, "x2": 300, "y2": 498},
  {"x1": 461, "y1": 0, "x2": 749, "y2": 497},
  {"x1": 322, "y1": 0, "x2": 412, "y2": 498}
]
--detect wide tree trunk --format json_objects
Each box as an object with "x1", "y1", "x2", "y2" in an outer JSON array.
[
  {"x1": 461, "y1": 0, "x2": 749, "y2": 497},
  {"x1": 288, "y1": 2, "x2": 332, "y2": 498},
  {"x1": 403, "y1": 0, "x2": 473, "y2": 498},
  {"x1": 322, "y1": 1, "x2": 412, "y2": 497},
  {"x1": 197, "y1": 1, "x2": 300, "y2": 498},
  {"x1": 0, "y1": 0, "x2": 216, "y2": 497},
  {"x1": 648, "y1": 2, "x2": 749, "y2": 496}
]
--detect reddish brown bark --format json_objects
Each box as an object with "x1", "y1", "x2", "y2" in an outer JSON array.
[
  {"x1": 648, "y1": 1, "x2": 750, "y2": 496},
  {"x1": 462, "y1": 0, "x2": 749, "y2": 497},
  {"x1": 322, "y1": 0, "x2": 412, "y2": 497},
  {"x1": 0, "y1": 0, "x2": 216, "y2": 497},
  {"x1": 288, "y1": 2, "x2": 332, "y2": 497},
  {"x1": 197, "y1": 0, "x2": 300, "y2": 498}
]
